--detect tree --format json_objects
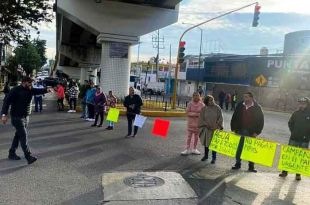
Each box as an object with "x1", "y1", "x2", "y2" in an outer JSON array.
[
  {"x1": 14, "y1": 42, "x2": 41, "y2": 75},
  {"x1": 0, "y1": 0, "x2": 53, "y2": 44},
  {"x1": 33, "y1": 38, "x2": 47, "y2": 67}
]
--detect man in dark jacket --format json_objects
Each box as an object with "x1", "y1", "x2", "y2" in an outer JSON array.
[
  {"x1": 1, "y1": 77, "x2": 49, "y2": 164},
  {"x1": 279, "y1": 97, "x2": 310, "y2": 181},
  {"x1": 123, "y1": 87, "x2": 143, "y2": 138},
  {"x1": 231, "y1": 92, "x2": 264, "y2": 172}
]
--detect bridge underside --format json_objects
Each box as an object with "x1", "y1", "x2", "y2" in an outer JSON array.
[{"x1": 56, "y1": 0, "x2": 182, "y2": 97}]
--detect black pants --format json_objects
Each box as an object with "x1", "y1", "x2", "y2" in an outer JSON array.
[
  {"x1": 205, "y1": 146, "x2": 217, "y2": 160},
  {"x1": 235, "y1": 130, "x2": 254, "y2": 168},
  {"x1": 225, "y1": 102, "x2": 229, "y2": 110},
  {"x1": 219, "y1": 101, "x2": 224, "y2": 109},
  {"x1": 10, "y1": 117, "x2": 31, "y2": 156},
  {"x1": 34, "y1": 96, "x2": 43, "y2": 112},
  {"x1": 69, "y1": 98, "x2": 77, "y2": 110},
  {"x1": 87, "y1": 104, "x2": 95, "y2": 119},
  {"x1": 94, "y1": 111, "x2": 104, "y2": 126},
  {"x1": 231, "y1": 101, "x2": 236, "y2": 110},
  {"x1": 127, "y1": 114, "x2": 138, "y2": 136},
  {"x1": 57, "y1": 98, "x2": 64, "y2": 111}
]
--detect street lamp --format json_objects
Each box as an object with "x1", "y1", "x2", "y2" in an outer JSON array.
[{"x1": 182, "y1": 22, "x2": 203, "y2": 70}]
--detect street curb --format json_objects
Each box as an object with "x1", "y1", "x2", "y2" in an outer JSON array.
[{"x1": 69, "y1": 106, "x2": 186, "y2": 117}]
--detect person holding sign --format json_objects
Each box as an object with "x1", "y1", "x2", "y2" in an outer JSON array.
[
  {"x1": 106, "y1": 91, "x2": 117, "y2": 130},
  {"x1": 123, "y1": 87, "x2": 143, "y2": 138},
  {"x1": 279, "y1": 97, "x2": 310, "y2": 180},
  {"x1": 181, "y1": 92, "x2": 205, "y2": 155},
  {"x1": 198, "y1": 95, "x2": 223, "y2": 163},
  {"x1": 231, "y1": 92, "x2": 264, "y2": 172},
  {"x1": 91, "y1": 87, "x2": 106, "y2": 127}
]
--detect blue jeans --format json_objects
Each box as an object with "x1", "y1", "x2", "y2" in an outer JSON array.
[
  {"x1": 34, "y1": 96, "x2": 43, "y2": 112},
  {"x1": 108, "y1": 121, "x2": 114, "y2": 127},
  {"x1": 235, "y1": 130, "x2": 255, "y2": 168},
  {"x1": 10, "y1": 117, "x2": 31, "y2": 155}
]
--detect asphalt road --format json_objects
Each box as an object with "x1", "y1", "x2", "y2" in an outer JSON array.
[{"x1": 0, "y1": 97, "x2": 308, "y2": 205}]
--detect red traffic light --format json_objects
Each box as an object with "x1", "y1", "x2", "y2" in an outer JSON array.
[
  {"x1": 179, "y1": 41, "x2": 186, "y2": 47},
  {"x1": 255, "y1": 4, "x2": 261, "y2": 13}
]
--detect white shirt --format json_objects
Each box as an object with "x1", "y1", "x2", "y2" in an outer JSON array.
[{"x1": 243, "y1": 101, "x2": 254, "y2": 110}]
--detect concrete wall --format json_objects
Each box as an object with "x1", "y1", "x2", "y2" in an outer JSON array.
[{"x1": 206, "y1": 83, "x2": 310, "y2": 112}]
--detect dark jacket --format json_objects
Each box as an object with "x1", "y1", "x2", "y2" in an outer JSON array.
[
  {"x1": 231, "y1": 101, "x2": 264, "y2": 136},
  {"x1": 94, "y1": 92, "x2": 107, "y2": 113},
  {"x1": 3, "y1": 83, "x2": 10, "y2": 94},
  {"x1": 1, "y1": 85, "x2": 47, "y2": 118},
  {"x1": 288, "y1": 107, "x2": 310, "y2": 143},
  {"x1": 123, "y1": 94, "x2": 143, "y2": 115}
]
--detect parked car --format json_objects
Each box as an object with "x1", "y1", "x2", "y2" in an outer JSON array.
[{"x1": 42, "y1": 77, "x2": 65, "y2": 87}]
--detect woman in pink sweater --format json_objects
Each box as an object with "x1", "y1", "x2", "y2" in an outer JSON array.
[{"x1": 181, "y1": 92, "x2": 205, "y2": 155}]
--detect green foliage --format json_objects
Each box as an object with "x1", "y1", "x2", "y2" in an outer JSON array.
[
  {"x1": 33, "y1": 39, "x2": 47, "y2": 67},
  {"x1": 14, "y1": 42, "x2": 41, "y2": 75},
  {"x1": 0, "y1": 0, "x2": 53, "y2": 43}
]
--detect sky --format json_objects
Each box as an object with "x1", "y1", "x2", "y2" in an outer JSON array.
[{"x1": 34, "y1": 0, "x2": 310, "y2": 63}]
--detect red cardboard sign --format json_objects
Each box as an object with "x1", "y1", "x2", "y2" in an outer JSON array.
[{"x1": 151, "y1": 118, "x2": 170, "y2": 138}]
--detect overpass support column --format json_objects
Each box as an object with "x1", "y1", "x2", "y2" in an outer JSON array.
[{"x1": 97, "y1": 34, "x2": 139, "y2": 98}]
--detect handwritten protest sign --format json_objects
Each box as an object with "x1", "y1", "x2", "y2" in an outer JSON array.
[
  {"x1": 278, "y1": 145, "x2": 310, "y2": 176},
  {"x1": 133, "y1": 114, "x2": 147, "y2": 128},
  {"x1": 106, "y1": 108, "x2": 120, "y2": 123},
  {"x1": 241, "y1": 137, "x2": 277, "y2": 167},
  {"x1": 209, "y1": 130, "x2": 241, "y2": 157}
]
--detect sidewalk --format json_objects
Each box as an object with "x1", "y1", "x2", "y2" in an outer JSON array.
[{"x1": 183, "y1": 164, "x2": 310, "y2": 205}]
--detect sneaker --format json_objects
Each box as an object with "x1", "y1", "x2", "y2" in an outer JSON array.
[
  {"x1": 85, "y1": 118, "x2": 90, "y2": 121},
  {"x1": 8, "y1": 153, "x2": 21, "y2": 160},
  {"x1": 232, "y1": 164, "x2": 241, "y2": 170},
  {"x1": 201, "y1": 156, "x2": 208, "y2": 161},
  {"x1": 25, "y1": 155, "x2": 37, "y2": 165},
  {"x1": 91, "y1": 124, "x2": 97, "y2": 127},
  {"x1": 192, "y1": 149, "x2": 201, "y2": 155},
  {"x1": 72, "y1": 110, "x2": 76, "y2": 113},
  {"x1": 67, "y1": 110, "x2": 73, "y2": 113},
  {"x1": 279, "y1": 171, "x2": 288, "y2": 178},
  {"x1": 211, "y1": 160, "x2": 216, "y2": 164},
  {"x1": 181, "y1": 149, "x2": 191, "y2": 156},
  {"x1": 89, "y1": 118, "x2": 95, "y2": 122},
  {"x1": 295, "y1": 174, "x2": 301, "y2": 181},
  {"x1": 248, "y1": 168, "x2": 257, "y2": 173}
]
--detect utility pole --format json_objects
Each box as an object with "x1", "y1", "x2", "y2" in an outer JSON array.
[
  {"x1": 137, "y1": 41, "x2": 141, "y2": 79},
  {"x1": 172, "y1": 2, "x2": 259, "y2": 109},
  {"x1": 152, "y1": 30, "x2": 165, "y2": 81}
]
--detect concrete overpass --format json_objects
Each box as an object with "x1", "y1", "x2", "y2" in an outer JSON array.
[{"x1": 55, "y1": 0, "x2": 182, "y2": 97}]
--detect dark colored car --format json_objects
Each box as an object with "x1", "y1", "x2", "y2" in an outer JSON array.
[{"x1": 43, "y1": 77, "x2": 66, "y2": 87}]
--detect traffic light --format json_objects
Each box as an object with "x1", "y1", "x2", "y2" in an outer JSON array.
[
  {"x1": 178, "y1": 41, "x2": 186, "y2": 64},
  {"x1": 252, "y1": 4, "x2": 261, "y2": 27}
]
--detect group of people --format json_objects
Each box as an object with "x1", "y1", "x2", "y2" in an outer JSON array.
[
  {"x1": 1, "y1": 77, "x2": 308, "y2": 181},
  {"x1": 182, "y1": 91, "x2": 309, "y2": 180},
  {"x1": 218, "y1": 90, "x2": 238, "y2": 111}
]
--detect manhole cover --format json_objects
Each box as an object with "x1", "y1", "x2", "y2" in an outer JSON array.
[{"x1": 124, "y1": 173, "x2": 165, "y2": 188}]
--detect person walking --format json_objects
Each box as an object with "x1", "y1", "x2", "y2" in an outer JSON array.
[
  {"x1": 79, "y1": 81, "x2": 90, "y2": 119},
  {"x1": 225, "y1": 92, "x2": 231, "y2": 111},
  {"x1": 67, "y1": 82, "x2": 79, "y2": 113},
  {"x1": 91, "y1": 87, "x2": 106, "y2": 127},
  {"x1": 106, "y1": 90, "x2": 117, "y2": 130},
  {"x1": 181, "y1": 92, "x2": 205, "y2": 156},
  {"x1": 33, "y1": 80, "x2": 44, "y2": 112},
  {"x1": 56, "y1": 83, "x2": 65, "y2": 111},
  {"x1": 279, "y1": 97, "x2": 310, "y2": 181},
  {"x1": 124, "y1": 87, "x2": 143, "y2": 138},
  {"x1": 3, "y1": 81, "x2": 10, "y2": 99},
  {"x1": 86, "y1": 82, "x2": 96, "y2": 121},
  {"x1": 231, "y1": 92, "x2": 264, "y2": 172},
  {"x1": 231, "y1": 91, "x2": 238, "y2": 111},
  {"x1": 1, "y1": 77, "x2": 50, "y2": 164},
  {"x1": 199, "y1": 95, "x2": 223, "y2": 163},
  {"x1": 218, "y1": 90, "x2": 226, "y2": 109}
]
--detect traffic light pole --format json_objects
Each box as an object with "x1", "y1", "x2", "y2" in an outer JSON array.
[{"x1": 171, "y1": 1, "x2": 258, "y2": 109}]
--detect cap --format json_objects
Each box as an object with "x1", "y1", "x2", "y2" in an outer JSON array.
[
  {"x1": 298, "y1": 97, "x2": 310, "y2": 103},
  {"x1": 21, "y1": 76, "x2": 34, "y2": 83}
]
